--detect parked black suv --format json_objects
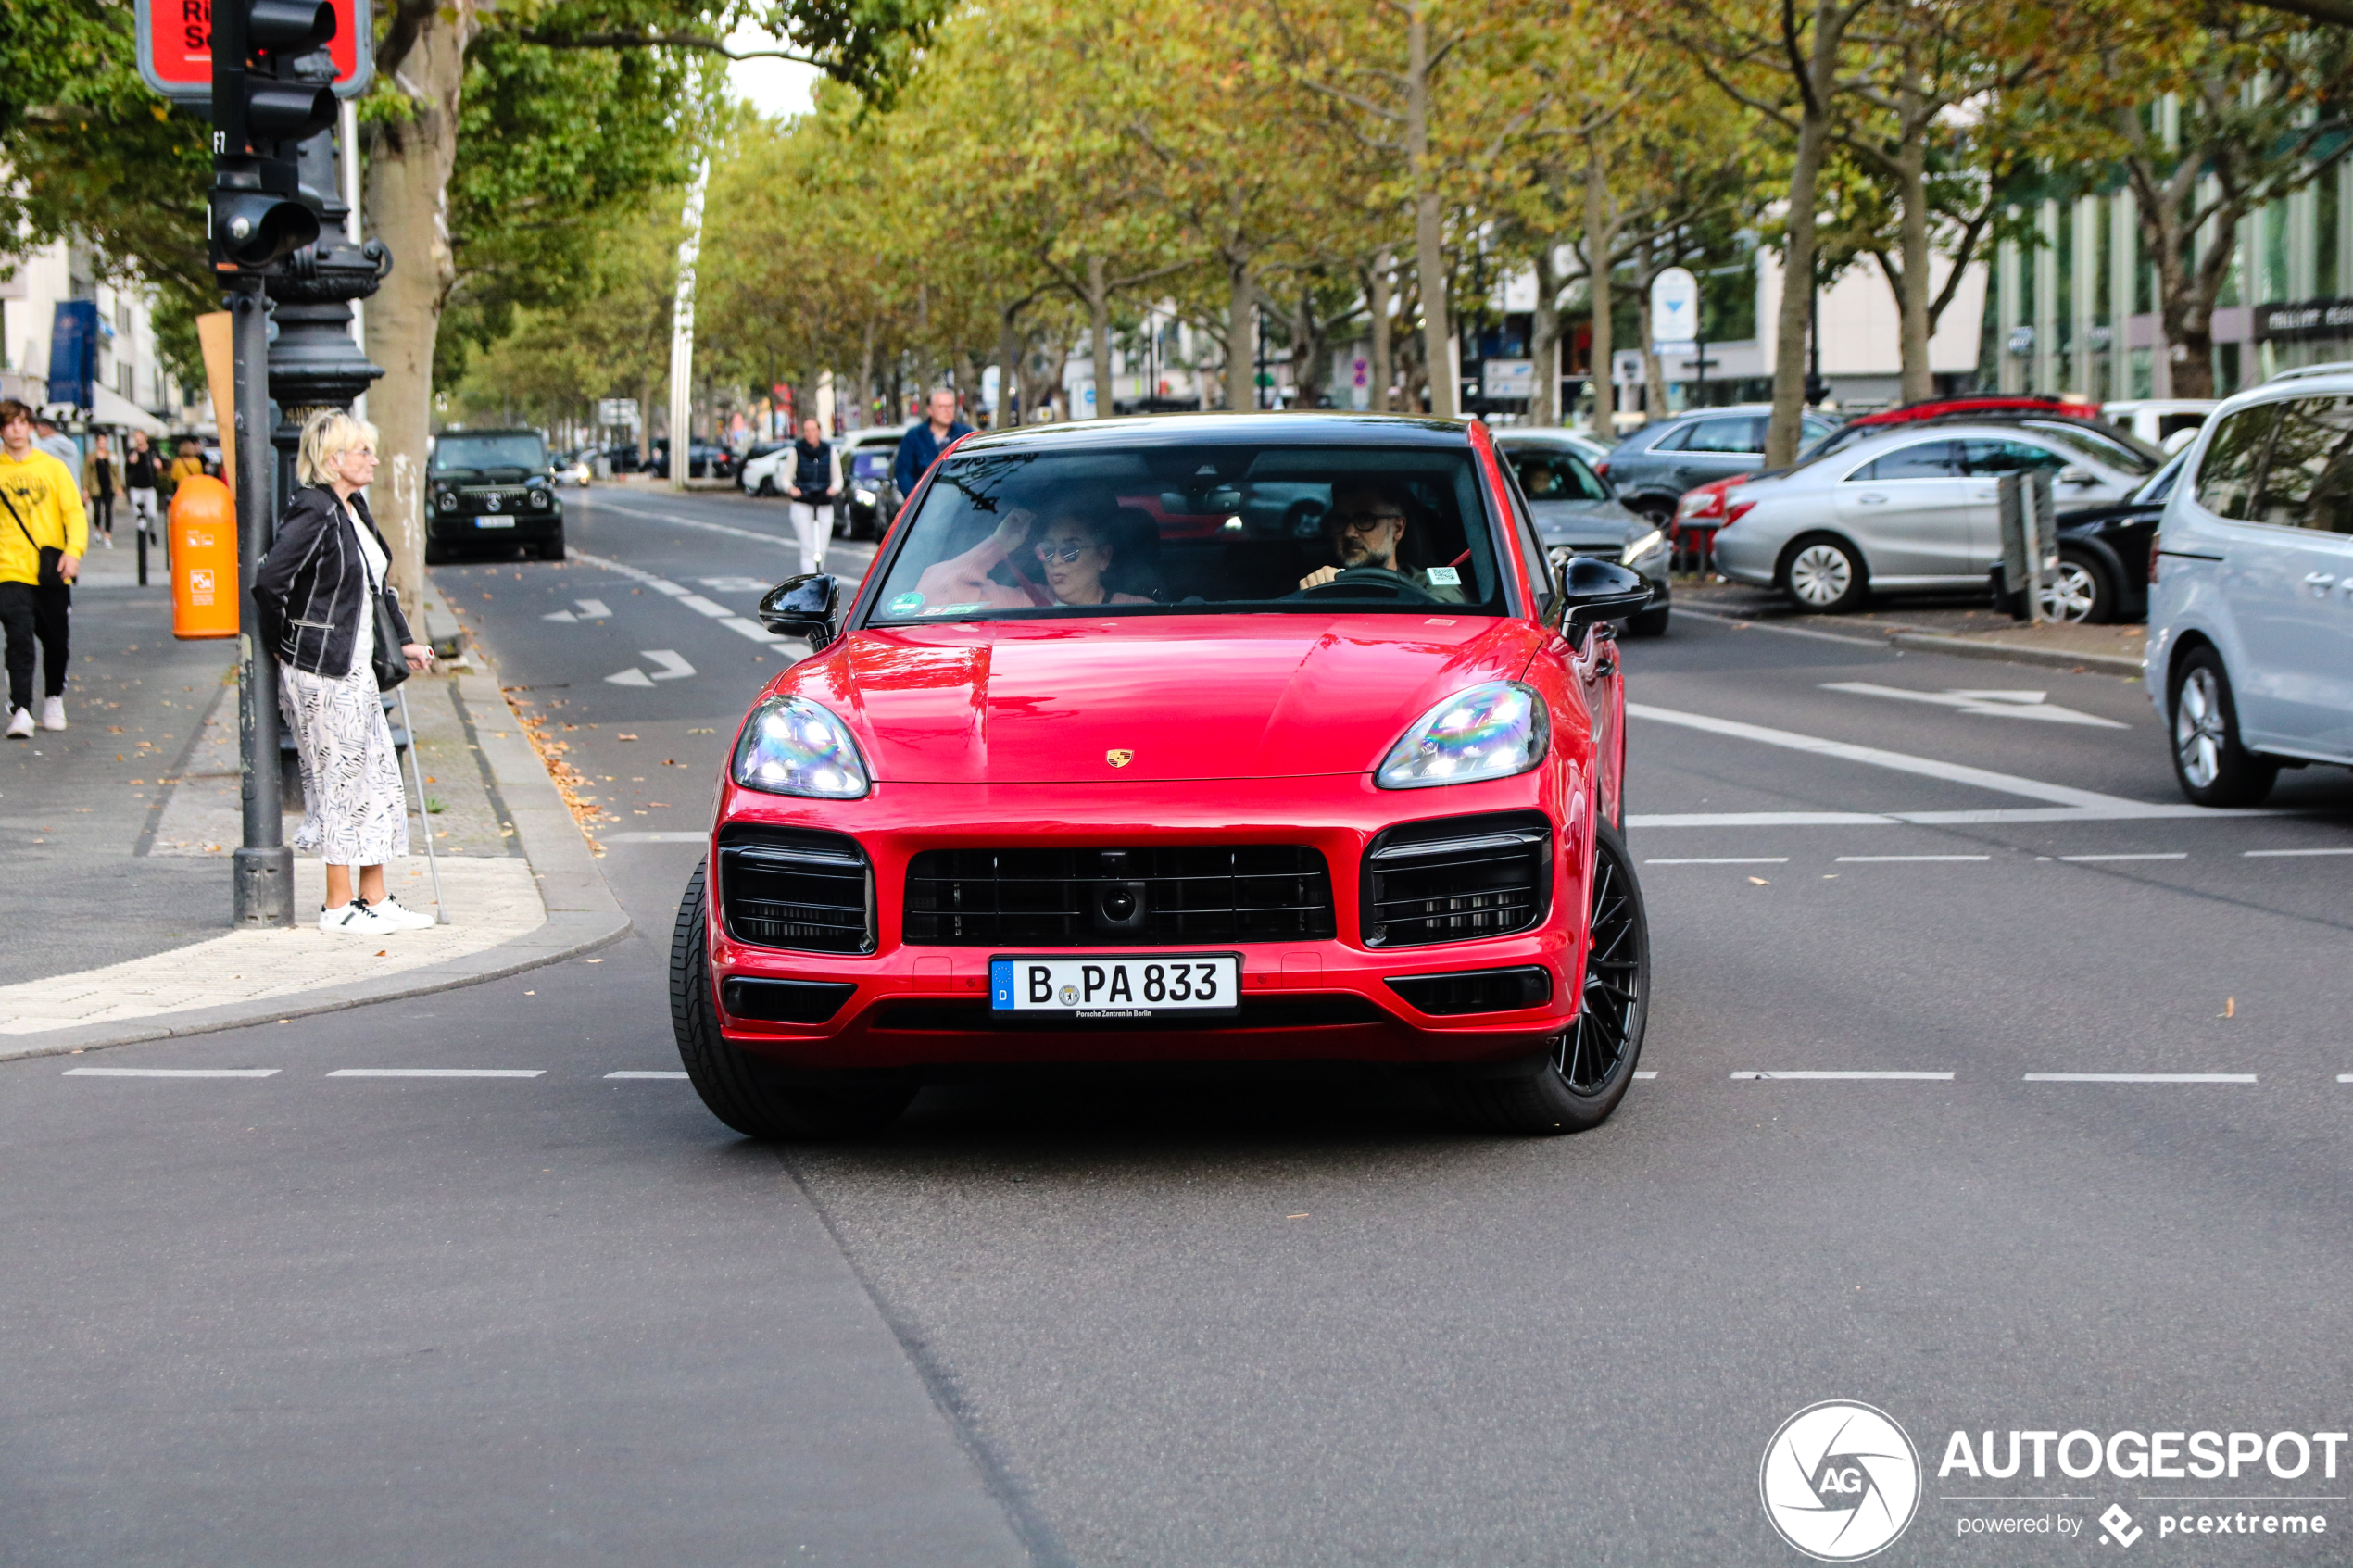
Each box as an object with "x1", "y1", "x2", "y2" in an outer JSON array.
[{"x1": 425, "y1": 429, "x2": 564, "y2": 562}]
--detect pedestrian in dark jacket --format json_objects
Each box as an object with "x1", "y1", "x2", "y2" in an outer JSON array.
[
  {"x1": 250, "y1": 409, "x2": 435, "y2": 936},
  {"x1": 785, "y1": 416, "x2": 837, "y2": 576},
  {"x1": 892, "y1": 388, "x2": 973, "y2": 500}
]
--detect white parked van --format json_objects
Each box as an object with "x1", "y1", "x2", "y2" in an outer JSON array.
[{"x1": 2145, "y1": 371, "x2": 2353, "y2": 805}]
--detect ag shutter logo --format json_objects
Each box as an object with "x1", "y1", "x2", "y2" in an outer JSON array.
[{"x1": 1761, "y1": 1400, "x2": 1922, "y2": 1561}]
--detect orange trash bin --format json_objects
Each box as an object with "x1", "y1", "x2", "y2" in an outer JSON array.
[{"x1": 170, "y1": 475, "x2": 239, "y2": 640}]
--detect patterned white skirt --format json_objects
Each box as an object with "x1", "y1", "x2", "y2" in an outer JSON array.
[{"x1": 279, "y1": 659, "x2": 410, "y2": 865}]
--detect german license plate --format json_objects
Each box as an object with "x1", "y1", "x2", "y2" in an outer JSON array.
[
  {"x1": 473, "y1": 517, "x2": 515, "y2": 529},
  {"x1": 989, "y1": 954, "x2": 1240, "y2": 1019}
]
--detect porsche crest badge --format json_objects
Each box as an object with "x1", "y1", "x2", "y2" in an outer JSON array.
[{"x1": 1105, "y1": 748, "x2": 1134, "y2": 768}]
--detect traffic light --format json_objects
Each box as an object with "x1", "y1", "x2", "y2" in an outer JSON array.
[{"x1": 209, "y1": 0, "x2": 338, "y2": 270}]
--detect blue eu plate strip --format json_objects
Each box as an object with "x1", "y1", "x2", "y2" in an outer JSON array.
[{"x1": 990, "y1": 960, "x2": 1013, "y2": 1010}]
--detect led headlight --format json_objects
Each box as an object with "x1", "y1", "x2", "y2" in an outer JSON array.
[
  {"x1": 1621, "y1": 527, "x2": 1668, "y2": 567},
  {"x1": 854, "y1": 488, "x2": 875, "y2": 506},
  {"x1": 1376, "y1": 681, "x2": 1548, "y2": 790},
  {"x1": 732, "y1": 696, "x2": 870, "y2": 798},
  {"x1": 434, "y1": 488, "x2": 457, "y2": 513}
]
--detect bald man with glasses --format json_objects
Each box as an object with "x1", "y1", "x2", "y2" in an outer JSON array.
[{"x1": 1298, "y1": 479, "x2": 1466, "y2": 602}]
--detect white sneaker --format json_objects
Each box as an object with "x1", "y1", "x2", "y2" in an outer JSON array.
[
  {"x1": 369, "y1": 896, "x2": 436, "y2": 931},
  {"x1": 39, "y1": 696, "x2": 64, "y2": 732},
  {"x1": 319, "y1": 901, "x2": 394, "y2": 935},
  {"x1": 5, "y1": 708, "x2": 31, "y2": 739}
]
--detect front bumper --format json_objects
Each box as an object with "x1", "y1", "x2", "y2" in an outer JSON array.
[
  {"x1": 707, "y1": 773, "x2": 1595, "y2": 1071},
  {"x1": 428, "y1": 507, "x2": 562, "y2": 541}
]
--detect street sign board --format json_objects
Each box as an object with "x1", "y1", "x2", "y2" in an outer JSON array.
[
  {"x1": 598, "y1": 397, "x2": 641, "y2": 429},
  {"x1": 1649, "y1": 267, "x2": 1701, "y2": 352},
  {"x1": 1481, "y1": 358, "x2": 1535, "y2": 399},
  {"x1": 135, "y1": 0, "x2": 373, "y2": 103}
]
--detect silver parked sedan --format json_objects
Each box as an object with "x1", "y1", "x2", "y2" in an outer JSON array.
[
  {"x1": 1710, "y1": 420, "x2": 2158, "y2": 614},
  {"x1": 1496, "y1": 429, "x2": 1673, "y2": 634}
]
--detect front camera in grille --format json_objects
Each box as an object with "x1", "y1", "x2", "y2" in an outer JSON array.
[
  {"x1": 1363, "y1": 810, "x2": 1551, "y2": 947},
  {"x1": 905, "y1": 845, "x2": 1334, "y2": 947},
  {"x1": 718, "y1": 825, "x2": 874, "y2": 953}
]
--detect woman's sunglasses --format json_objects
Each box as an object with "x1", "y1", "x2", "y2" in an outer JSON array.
[{"x1": 1035, "y1": 540, "x2": 1097, "y2": 563}]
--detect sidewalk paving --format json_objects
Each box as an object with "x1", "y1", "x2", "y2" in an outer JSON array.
[
  {"x1": 1680, "y1": 578, "x2": 2147, "y2": 675},
  {"x1": 0, "y1": 547, "x2": 629, "y2": 1060}
]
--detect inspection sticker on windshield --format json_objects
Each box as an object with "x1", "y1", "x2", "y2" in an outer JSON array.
[
  {"x1": 887, "y1": 591, "x2": 925, "y2": 614},
  {"x1": 1425, "y1": 566, "x2": 1461, "y2": 585},
  {"x1": 990, "y1": 954, "x2": 1241, "y2": 1019}
]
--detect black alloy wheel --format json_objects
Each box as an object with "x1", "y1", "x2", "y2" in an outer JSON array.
[
  {"x1": 670, "y1": 862, "x2": 912, "y2": 1140},
  {"x1": 1442, "y1": 822, "x2": 1650, "y2": 1135}
]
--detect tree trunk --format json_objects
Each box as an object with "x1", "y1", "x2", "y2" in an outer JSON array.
[
  {"x1": 1635, "y1": 234, "x2": 1669, "y2": 419},
  {"x1": 360, "y1": 0, "x2": 473, "y2": 610},
  {"x1": 1530, "y1": 242, "x2": 1561, "y2": 427},
  {"x1": 1766, "y1": 0, "x2": 1842, "y2": 468},
  {"x1": 1226, "y1": 256, "x2": 1253, "y2": 412},
  {"x1": 1407, "y1": 6, "x2": 1453, "y2": 420},
  {"x1": 1894, "y1": 84, "x2": 1933, "y2": 405},
  {"x1": 1369, "y1": 249, "x2": 1394, "y2": 412},
  {"x1": 1088, "y1": 253, "x2": 1114, "y2": 419},
  {"x1": 996, "y1": 303, "x2": 1023, "y2": 428},
  {"x1": 857, "y1": 319, "x2": 875, "y2": 430},
  {"x1": 1584, "y1": 157, "x2": 1616, "y2": 439}
]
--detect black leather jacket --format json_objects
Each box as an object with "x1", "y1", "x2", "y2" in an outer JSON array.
[
  {"x1": 251, "y1": 485, "x2": 413, "y2": 677},
  {"x1": 789, "y1": 439, "x2": 835, "y2": 503}
]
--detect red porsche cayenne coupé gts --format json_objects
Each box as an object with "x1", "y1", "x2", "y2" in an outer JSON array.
[{"x1": 671, "y1": 413, "x2": 1655, "y2": 1137}]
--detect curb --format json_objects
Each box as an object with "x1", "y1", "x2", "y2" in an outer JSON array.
[
  {"x1": 1678, "y1": 607, "x2": 2145, "y2": 676},
  {"x1": 0, "y1": 649, "x2": 632, "y2": 1063}
]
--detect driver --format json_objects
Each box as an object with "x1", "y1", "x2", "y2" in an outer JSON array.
[{"x1": 1298, "y1": 480, "x2": 1466, "y2": 602}]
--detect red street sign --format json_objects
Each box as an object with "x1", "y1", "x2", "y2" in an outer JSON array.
[{"x1": 135, "y1": 0, "x2": 374, "y2": 104}]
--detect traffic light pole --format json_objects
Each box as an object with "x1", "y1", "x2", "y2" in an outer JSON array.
[{"x1": 230, "y1": 274, "x2": 294, "y2": 925}]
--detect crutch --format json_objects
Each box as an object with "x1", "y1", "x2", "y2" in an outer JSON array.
[{"x1": 394, "y1": 682, "x2": 447, "y2": 924}]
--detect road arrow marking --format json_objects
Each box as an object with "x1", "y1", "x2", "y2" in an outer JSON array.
[
  {"x1": 643, "y1": 649, "x2": 695, "y2": 680},
  {"x1": 1821, "y1": 681, "x2": 2128, "y2": 728},
  {"x1": 542, "y1": 609, "x2": 576, "y2": 622},
  {"x1": 574, "y1": 598, "x2": 611, "y2": 618},
  {"x1": 605, "y1": 668, "x2": 654, "y2": 687}
]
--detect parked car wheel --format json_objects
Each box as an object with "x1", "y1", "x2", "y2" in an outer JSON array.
[
  {"x1": 669, "y1": 863, "x2": 913, "y2": 1140},
  {"x1": 2042, "y1": 550, "x2": 2110, "y2": 623},
  {"x1": 1780, "y1": 533, "x2": 1869, "y2": 613},
  {"x1": 536, "y1": 529, "x2": 565, "y2": 561},
  {"x1": 2169, "y1": 647, "x2": 2278, "y2": 808},
  {"x1": 423, "y1": 534, "x2": 448, "y2": 566},
  {"x1": 757, "y1": 477, "x2": 778, "y2": 497},
  {"x1": 1441, "y1": 822, "x2": 1648, "y2": 1135}
]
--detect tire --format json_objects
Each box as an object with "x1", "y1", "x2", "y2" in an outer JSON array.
[
  {"x1": 536, "y1": 529, "x2": 565, "y2": 561},
  {"x1": 1780, "y1": 533, "x2": 1868, "y2": 614},
  {"x1": 2038, "y1": 549, "x2": 2111, "y2": 623},
  {"x1": 2169, "y1": 646, "x2": 2278, "y2": 808},
  {"x1": 1442, "y1": 822, "x2": 1650, "y2": 1135},
  {"x1": 757, "y1": 477, "x2": 778, "y2": 497},
  {"x1": 669, "y1": 862, "x2": 912, "y2": 1140},
  {"x1": 1630, "y1": 498, "x2": 1675, "y2": 532},
  {"x1": 1626, "y1": 603, "x2": 1670, "y2": 637},
  {"x1": 423, "y1": 533, "x2": 448, "y2": 566}
]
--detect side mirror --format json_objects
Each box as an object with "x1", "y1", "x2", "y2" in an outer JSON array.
[
  {"x1": 1554, "y1": 555, "x2": 1652, "y2": 634},
  {"x1": 2058, "y1": 465, "x2": 2096, "y2": 486},
  {"x1": 757, "y1": 573, "x2": 843, "y2": 649}
]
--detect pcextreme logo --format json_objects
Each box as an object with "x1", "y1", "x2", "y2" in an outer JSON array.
[{"x1": 1760, "y1": 1401, "x2": 1923, "y2": 1561}]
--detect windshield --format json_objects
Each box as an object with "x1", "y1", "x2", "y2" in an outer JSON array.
[
  {"x1": 2134, "y1": 450, "x2": 2188, "y2": 505},
  {"x1": 867, "y1": 443, "x2": 1504, "y2": 623},
  {"x1": 434, "y1": 433, "x2": 546, "y2": 473},
  {"x1": 851, "y1": 451, "x2": 892, "y2": 481},
  {"x1": 2021, "y1": 420, "x2": 2160, "y2": 474}
]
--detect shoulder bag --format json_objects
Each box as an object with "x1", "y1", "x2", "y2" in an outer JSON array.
[
  {"x1": 345, "y1": 500, "x2": 409, "y2": 690},
  {"x1": 0, "y1": 484, "x2": 66, "y2": 588}
]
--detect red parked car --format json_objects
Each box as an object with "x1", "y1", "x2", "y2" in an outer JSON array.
[{"x1": 671, "y1": 413, "x2": 1656, "y2": 1139}]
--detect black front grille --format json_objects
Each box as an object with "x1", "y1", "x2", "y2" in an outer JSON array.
[
  {"x1": 718, "y1": 826, "x2": 874, "y2": 953},
  {"x1": 1363, "y1": 811, "x2": 1552, "y2": 947},
  {"x1": 903, "y1": 846, "x2": 1335, "y2": 947}
]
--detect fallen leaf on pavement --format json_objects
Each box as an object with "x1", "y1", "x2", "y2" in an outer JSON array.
[
  {"x1": 616, "y1": 734, "x2": 639, "y2": 741},
  {"x1": 1748, "y1": 876, "x2": 1769, "y2": 885},
  {"x1": 2221, "y1": 997, "x2": 2235, "y2": 1018}
]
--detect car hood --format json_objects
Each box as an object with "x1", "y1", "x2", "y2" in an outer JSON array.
[
  {"x1": 783, "y1": 616, "x2": 1549, "y2": 784},
  {"x1": 1529, "y1": 497, "x2": 1645, "y2": 548}
]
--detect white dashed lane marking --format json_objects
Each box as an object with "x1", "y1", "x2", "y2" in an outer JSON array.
[
  {"x1": 326, "y1": 1069, "x2": 547, "y2": 1079},
  {"x1": 1644, "y1": 857, "x2": 1789, "y2": 866},
  {"x1": 2246, "y1": 847, "x2": 2353, "y2": 858},
  {"x1": 1835, "y1": 855, "x2": 1989, "y2": 863},
  {"x1": 2060, "y1": 852, "x2": 2189, "y2": 863},
  {"x1": 1731, "y1": 1071, "x2": 1954, "y2": 1081},
  {"x1": 64, "y1": 1067, "x2": 279, "y2": 1078},
  {"x1": 606, "y1": 1071, "x2": 689, "y2": 1080},
  {"x1": 2023, "y1": 1073, "x2": 2258, "y2": 1084},
  {"x1": 566, "y1": 547, "x2": 796, "y2": 652}
]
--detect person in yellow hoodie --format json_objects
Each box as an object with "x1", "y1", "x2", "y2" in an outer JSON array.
[{"x1": 0, "y1": 398, "x2": 87, "y2": 738}]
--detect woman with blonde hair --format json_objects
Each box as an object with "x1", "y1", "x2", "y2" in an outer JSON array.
[{"x1": 251, "y1": 409, "x2": 436, "y2": 935}]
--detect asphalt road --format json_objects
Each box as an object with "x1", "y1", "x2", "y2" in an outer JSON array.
[{"x1": 8, "y1": 483, "x2": 2353, "y2": 1566}]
